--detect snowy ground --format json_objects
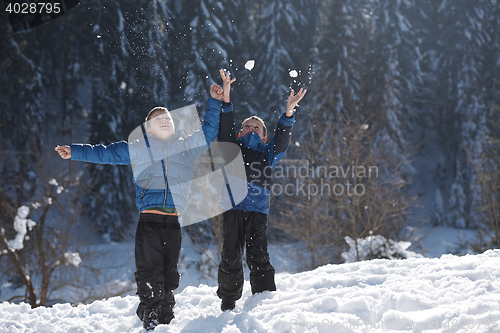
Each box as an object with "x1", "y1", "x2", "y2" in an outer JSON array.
[{"x1": 2, "y1": 250, "x2": 500, "y2": 333}]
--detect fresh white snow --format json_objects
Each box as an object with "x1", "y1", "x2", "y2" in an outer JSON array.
[
  {"x1": 244, "y1": 60, "x2": 255, "y2": 71},
  {"x1": 342, "y1": 235, "x2": 423, "y2": 263},
  {"x1": 63, "y1": 251, "x2": 82, "y2": 267},
  {"x1": 2, "y1": 250, "x2": 500, "y2": 332},
  {"x1": 4, "y1": 206, "x2": 36, "y2": 252}
]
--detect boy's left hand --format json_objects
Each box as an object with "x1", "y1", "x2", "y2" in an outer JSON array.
[
  {"x1": 219, "y1": 69, "x2": 236, "y2": 103},
  {"x1": 55, "y1": 145, "x2": 71, "y2": 159},
  {"x1": 286, "y1": 88, "x2": 307, "y2": 117}
]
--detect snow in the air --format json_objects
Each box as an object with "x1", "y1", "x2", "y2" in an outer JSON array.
[
  {"x1": 2, "y1": 250, "x2": 500, "y2": 332},
  {"x1": 244, "y1": 60, "x2": 255, "y2": 71},
  {"x1": 289, "y1": 70, "x2": 298, "y2": 77}
]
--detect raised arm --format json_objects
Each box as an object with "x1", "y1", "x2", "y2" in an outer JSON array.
[
  {"x1": 286, "y1": 88, "x2": 307, "y2": 117},
  {"x1": 201, "y1": 97, "x2": 223, "y2": 145},
  {"x1": 183, "y1": 81, "x2": 229, "y2": 160},
  {"x1": 219, "y1": 69, "x2": 236, "y2": 104},
  {"x1": 197, "y1": 79, "x2": 234, "y2": 145},
  {"x1": 217, "y1": 69, "x2": 237, "y2": 144},
  {"x1": 265, "y1": 114, "x2": 294, "y2": 167},
  {"x1": 266, "y1": 88, "x2": 307, "y2": 166}
]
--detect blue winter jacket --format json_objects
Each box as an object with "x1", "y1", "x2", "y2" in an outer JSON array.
[
  {"x1": 71, "y1": 98, "x2": 228, "y2": 215},
  {"x1": 217, "y1": 107, "x2": 295, "y2": 215}
]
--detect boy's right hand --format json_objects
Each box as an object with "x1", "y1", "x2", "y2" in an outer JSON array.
[
  {"x1": 55, "y1": 145, "x2": 71, "y2": 159},
  {"x1": 210, "y1": 83, "x2": 224, "y2": 100}
]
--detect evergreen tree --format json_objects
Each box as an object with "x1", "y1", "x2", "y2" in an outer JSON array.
[
  {"x1": 253, "y1": 0, "x2": 314, "y2": 122},
  {"x1": 278, "y1": 0, "x2": 420, "y2": 264},
  {"x1": 219, "y1": 0, "x2": 260, "y2": 119},
  {"x1": 183, "y1": 0, "x2": 229, "y2": 108},
  {"x1": 421, "y1": 0, "x2": 493, "y2": 228},
  {"x1": 0, "y1": 15, "x2": 44, "y2": 216}
]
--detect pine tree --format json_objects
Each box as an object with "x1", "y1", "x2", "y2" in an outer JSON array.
[
  {"x1": 420, "y1": 0, "x2": 493, "y2": 228},
  {"x1": 253, "y1": 0, "x2": 313, "y2": 122},
  {"x1": 0, "y1": 14, "x2": 44, "y2": 215},
  {"x1": 218, "y1": 0, "x2": 260, "y2": 119},
  {"x1": 276, "y1": 0, "x2": 420, "y2": 265},
  {"x1": 183, "y1": 0, "x2": 229, "y2": 108}
]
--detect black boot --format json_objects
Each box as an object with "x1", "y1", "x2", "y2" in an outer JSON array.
[
  {"x1": 141, "y1": 309, "x2": 159, "y2": 331},
  {"x1": 221, "y1": 300, "x2": 235, "y2": 312},
  {"x1": 159, "y1": 304, "x2": 175, "y2": 325}
]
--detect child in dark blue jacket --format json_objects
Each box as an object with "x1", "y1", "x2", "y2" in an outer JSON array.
[
  {"x1": 216, "y1": 69, "x2": 307, "y2": 311},
  {"x1": 55, "y1": 84, "x2": 228, "y2": 330}
]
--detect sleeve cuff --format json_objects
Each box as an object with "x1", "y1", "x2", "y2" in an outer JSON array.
[
  {"x1": 207, "y1": 97, "x2": 233, "y2": 113},
  {"x1": 207, "y1": 97, "x2": 222, "y2": 108},
  {"x1": 278, "y1": 113, "x2": 295, "y2": 127},
  {"x1": 221, "y1": 101, "x2": 233, "y2": 113},
  {"x1": 70, "y1": 144, "x2": 84, "y2": 161}
]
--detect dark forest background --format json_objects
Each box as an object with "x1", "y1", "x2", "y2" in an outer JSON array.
[{"x1": 1, "y1": 0, "x2": 499, "y2": 256}]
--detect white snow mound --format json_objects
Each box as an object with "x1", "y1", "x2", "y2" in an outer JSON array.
[{"x1": 1, "y1": 250, "x2": 500, "y2": 332}]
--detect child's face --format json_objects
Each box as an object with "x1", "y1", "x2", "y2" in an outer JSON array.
[
  {"x1": 240, "y1": 119, "x2": 266, "y2": 140},
  {"x1": 148, "y1": 110, "x2": 175, "y2": 140}
]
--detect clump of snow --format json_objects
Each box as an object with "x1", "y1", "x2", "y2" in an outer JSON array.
[
  {"x1": 64, "y1": 252, "x2": 82, "y2": 267},
  {"x1": 289, "y1": 70, "x2": 298, "y2": 77},
  {"x1": 342, "y1": 235, "x2": 423, "y2": 263},
  {"x1": 49, "y1": 178, "x2": 64, "y2": 194},
  {"x1": 6, "y1": 206, "x2": 36, "y2": 251},
  {"x1": 1, "y1": 250, "x2": 500, "y2": 332},
  {"x1": 244, "y1": 60, "x2": 255, "y2": 71}
]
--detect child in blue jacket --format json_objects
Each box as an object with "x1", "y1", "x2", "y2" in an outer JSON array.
[
  {"x1": 216, "y1": 69, "x2": 307, "y2": 311},
  {"x1": 55, "y1": 84, "x2": 228, "y2": 330}
]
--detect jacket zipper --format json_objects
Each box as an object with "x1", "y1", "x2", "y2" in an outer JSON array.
[
  {"x1": 179, "y1": 180, "x2": 187, "y2": 200},
  {"x1": 163, "y1": 142, "x2": 168, "y2": 207},
  {"x1": 141, "y1": 175, "x2": 153, "y2": 199}
]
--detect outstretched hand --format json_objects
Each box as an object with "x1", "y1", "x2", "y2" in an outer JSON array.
[
  {"x1": 210, "y1": 83, "x2": 224, "y2": 100},
  {"x1": 286, "y1": 88, "x2": 307, "y2": 117},
  {"x1": 55, "y1": 145, "x2": 71, "y2": 159},
  {"x1": 219, "y1": 69, "x2": 236, "y2": 103}
]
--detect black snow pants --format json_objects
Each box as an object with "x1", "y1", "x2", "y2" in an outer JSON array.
[
  {"x1": 134, "y1": 212, "x2": 181, "y2": 321},
  {"x1": 217, "y1": 210, "x2": 276, "y2": 302}
]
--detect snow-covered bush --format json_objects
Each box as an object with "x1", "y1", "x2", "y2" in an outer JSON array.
[
  {"x1": 1, "y1": 177, "x2": 134, "y2": 307},
  {"x1": 341, "y1": 235, "x2": 423, "y2": 263},
  {"x1": 4, "y1": 206, "x2": 36, "y2": 252}
]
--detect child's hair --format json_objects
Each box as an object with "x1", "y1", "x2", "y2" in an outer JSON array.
[
  {"x1": 145, "y1": 107, "x2": 169, "y2": 122},
  {"x1": 241, "y1": 116, "x2": 267, "y2": 137},
  {"x1": 144, "y1": 107, "x2": 170, "y2": 131}
]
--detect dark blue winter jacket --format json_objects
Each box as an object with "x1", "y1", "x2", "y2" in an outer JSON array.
[
  {"x1": 71, "y1": 98, "x2": 227, "y2": 215},
  {"x1": 218, "y1": 107, "x2": 294, "y2": 215}
]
